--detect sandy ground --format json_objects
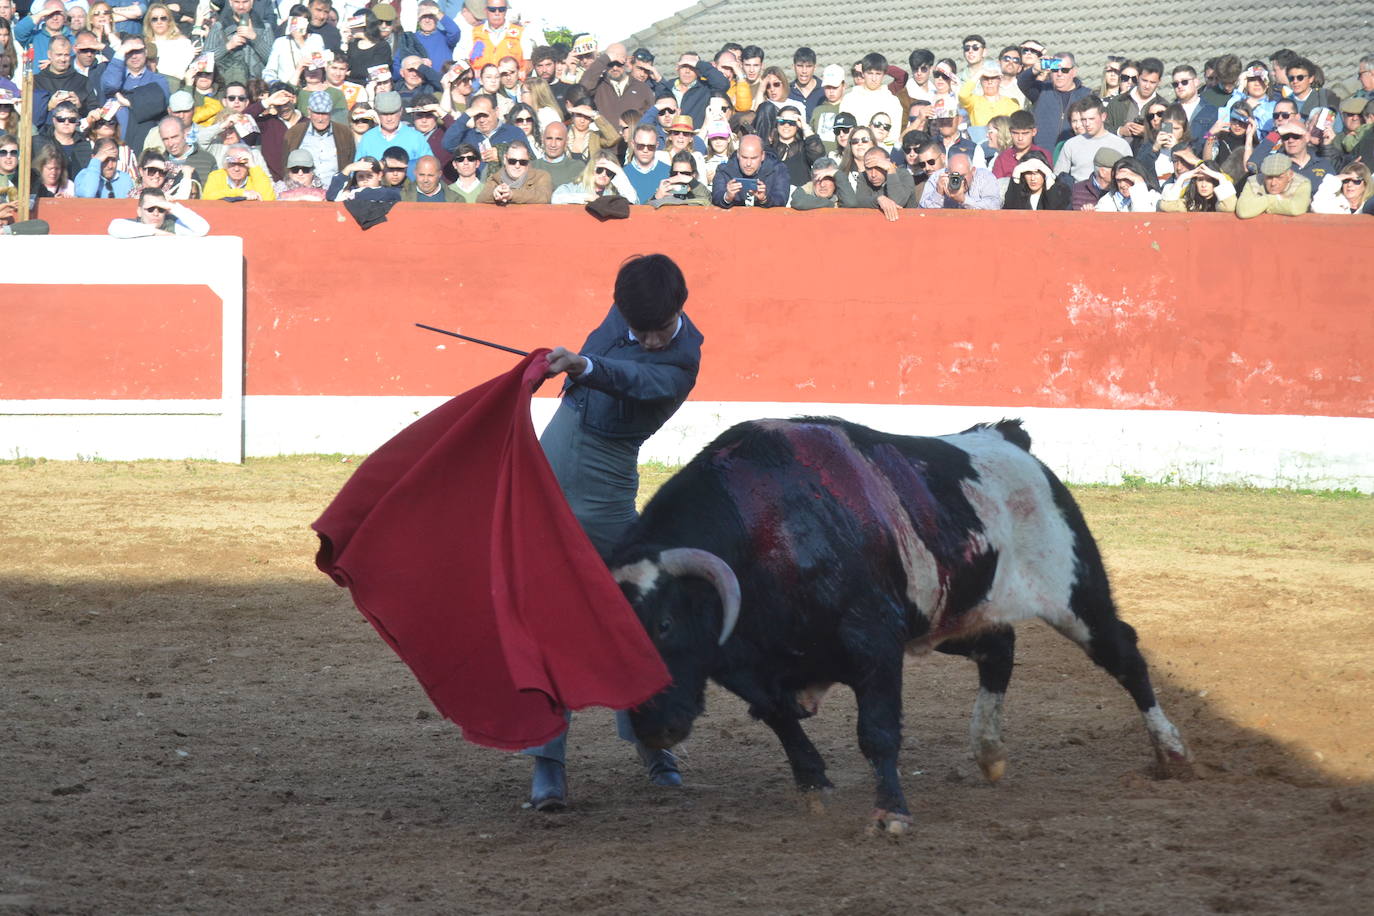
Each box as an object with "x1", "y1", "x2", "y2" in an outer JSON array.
[{"x1": 1, "y1": 457, "x2": 1371, "y2": 915}]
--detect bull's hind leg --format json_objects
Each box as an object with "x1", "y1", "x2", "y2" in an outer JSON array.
[
  {"x1": 936, "y1": 626, "x2": 1015, "y2": 783},
  {"x1": 1045, "y1": 593, "x2": 1191, "y2": 775}
]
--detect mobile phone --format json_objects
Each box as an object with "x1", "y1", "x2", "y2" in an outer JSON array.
[
  {"x1": 1159, "y1": 122, "x2": 1174, "y2": 136},
  {"x1": 1041, "y1": 57, "x2": 1064, "y2": 71},
  {"x1": 736, "y1": 177, "x2": 758, "y2": 193}
]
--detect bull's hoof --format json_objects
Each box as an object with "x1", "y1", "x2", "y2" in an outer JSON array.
[
  {"x1": 801, "y1": 787, "x2": 833, "y2": 815},
  {"x1": 866, "y1": 809, "x2": 913, "y2": 836},
  {"x1": 1151, "y1": 747, "x2": 1197, "y2": 781},
  {"x1": 977, "y1": 750, "x2": 1007, "y2": 784}
]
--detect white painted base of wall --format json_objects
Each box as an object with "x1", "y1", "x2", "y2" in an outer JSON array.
[
  {"x1": 5, "y1": 395, "x2": 1368, "y2": 491},
  {"x1": 6, "y1": 395, "x2": 1366, "y2": 491}
]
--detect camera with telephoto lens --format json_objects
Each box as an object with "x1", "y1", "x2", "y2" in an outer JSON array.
[{"x1": 946, "y1": 172, "x2": 964, "y2": 192}]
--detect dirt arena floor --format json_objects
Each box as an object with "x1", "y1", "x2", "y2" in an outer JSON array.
[{"x1": 1, "y1": 456, "x2": 1371, "y2": 915}]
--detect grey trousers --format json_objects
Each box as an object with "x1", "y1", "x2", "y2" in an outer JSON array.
[{"x1": 522, "y1": 399, "x2": 641, "y2": 764}]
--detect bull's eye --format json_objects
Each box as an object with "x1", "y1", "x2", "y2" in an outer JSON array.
[{"x1": 657, "y1": 616, "x2": 672, "y2": 638}]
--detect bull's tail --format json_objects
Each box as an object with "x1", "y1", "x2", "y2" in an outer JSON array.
[{"x1": 963, "y1": 419, "x2": 1032, "y2": 452}]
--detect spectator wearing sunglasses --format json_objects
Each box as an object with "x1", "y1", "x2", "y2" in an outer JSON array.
[
  {"x1": 579, "y1": 41, "x2": 653, "y2": 128},
  {"x1": 769, "y1": 102, "x2": 823, "y2": 187},
  {"x1": 273, "y1": 147, "x2": 327, "y2": 199},
  {"x1": 39, "y1": 99, "x2": 92, "y2": 175},
  {"x1": 620, "y1": 124, "x2": 667, "y2": 201},
  {"x1": 100, "y1": 35, "x2": 169, "y2": 150},
  {"x1": 959, "y1": 60, "x2": 1020, "y2": 127},
  {"x1": 1310, "y1": 163, "x2": 1374, "y2": 215},
  {"x1": 1099, "y1": 55, "x2": 1126, "y2": 99},
  {"x1": 453, "y1": 0, "x2": 533, "y2": 73},
  {"x1": 446, "y1": 143, "x2": 484, "y2": 202},
  {"x1": 136, "y1": 145, "x2": 196, "y2": 198},
  {"x1": 202, "y1": 142, "x2": 276, "y2": 199},
  {"x1": 285, "y1": 89, "x2": 353, "y2": 186},
  {"x1": 476, "y1": 138, "x2": 550, "y2": 203},
  {"x1": 107, "y1": 187, "x2": 209, "y2": 236},
  {"x1": 1283, "y1": 56, "x2": 1338, "y2": 118},
  {"x1": 1016, "y1": 49, "x2": 1090, "y2": 151},
  {"x1": 1166, "y1": 66, "x2": 1216, "y2": 150},
  {"x1": 648, "y1": 150, "x2": 709, "y2": 207},
  {"x1": 956, "y1": 34, "x2": 986, "y2": 86},
  {"x1": 551, "y1": 151, "x2": 637, "y2": 204}
]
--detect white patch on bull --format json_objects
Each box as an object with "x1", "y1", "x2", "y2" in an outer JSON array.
[
  {"x1": 1142, "y1": 704, "x2": 1190, "y2": 762},
  {"x1": 943, "y1": 429, "x2": 1084, "y2": 638},
  {"x1": 849, "y1": 439, "x2": 945, "y2": 627},
  {"x1": 970, "y1": 687, "x2": 1007, "y2": 783},
  {"x1": 612, "y1": 559, "x2": 661, "y2": 597}
]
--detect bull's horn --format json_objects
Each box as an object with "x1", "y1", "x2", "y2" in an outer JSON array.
[{"x1": 657, "y1": 548, "x2": 741, "y2": 646}]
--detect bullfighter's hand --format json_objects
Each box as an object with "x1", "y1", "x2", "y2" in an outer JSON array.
[{"x1": 546, "y1": 346, "x2": 590, "y2": 378}]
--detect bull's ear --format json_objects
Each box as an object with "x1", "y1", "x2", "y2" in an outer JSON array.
[{"x1": 657, "y1": 549, "x2": 740, "y2": 645}]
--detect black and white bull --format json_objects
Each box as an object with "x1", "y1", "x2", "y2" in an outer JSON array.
[{"x1": 609, "y1": 417, "x2": 1191, "y2": 834}]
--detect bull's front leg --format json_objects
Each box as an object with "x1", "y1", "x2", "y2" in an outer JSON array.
[
  {"x1": 851, "y1": 659, "x2": 910, "y2": 835},
  {"x1": 755, "y1": 707, "x2": 833, "y2": 808}
]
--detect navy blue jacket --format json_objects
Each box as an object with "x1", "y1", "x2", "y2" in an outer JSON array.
[
  {"x1": 710, "y1": 152, "x2": 790, "y2": 207},
  {"x1": 440, "y1": 116, "x2": 525, "y2": 155},
  {"x1": 675, "y1": 61, "x2": 731, "y2": 130},
  {"x1": 1017, "y1": 69, "x2": 1092, "y2": 151},
  {"x1": 568, "y1": 307, "x2": 703, "y2": 444}
]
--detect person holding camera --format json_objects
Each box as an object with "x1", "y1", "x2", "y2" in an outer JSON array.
[
  {"x1": 648, "y1": 150, "x2": 709, "y2": 207},
  {"x1": 710, "y1": 133, "x2": 788, "y2": 208},
  {"x1": 917, "y1": 151, "x2": 1000, "y2": 209},
  {"x1": 1015, "y1": 49, "x2": 1090, "y2": 152}
]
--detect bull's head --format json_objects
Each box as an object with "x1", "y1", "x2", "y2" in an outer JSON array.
[{"x1": 612, "y1": 547, "x2": 741, "y2": 750}]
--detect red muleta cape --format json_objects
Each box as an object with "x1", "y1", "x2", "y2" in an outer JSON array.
[{"x1": 312, "y1": 349, "x2": 670, "y2": 750}]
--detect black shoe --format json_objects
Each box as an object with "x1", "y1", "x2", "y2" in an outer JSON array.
[
  {"x1": 637, "y1": 745, "x2": 683, "y2": 787},
  {"x1": 530, "y1": 758, "x2": 567, "y2": 811}
]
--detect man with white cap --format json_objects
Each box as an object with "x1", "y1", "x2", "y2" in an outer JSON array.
[
  {"x1": 1273, "y1": 119, "x2": 1333, "y2": 187},
  {"x1": 1236, "y1": 152, "x2": 1312, "y2": 218},
  {"x1": 810, "y1": 63, "x2": 846, "y2": 147},
  {"x1": 140, "y1": 88, "x2": 196, "y2": 151}
]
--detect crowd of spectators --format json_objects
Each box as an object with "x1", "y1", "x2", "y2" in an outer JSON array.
[{"x1": 2, "y1": 0, "x2": 1372, "y2": 232}]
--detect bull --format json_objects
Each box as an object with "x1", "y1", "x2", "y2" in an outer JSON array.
[{"x1": 609, "y1": 417, "x2": 1191, "y2": 834}]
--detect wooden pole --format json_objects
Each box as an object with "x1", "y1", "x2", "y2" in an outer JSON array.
[{"x1": 17, "y1": 48, "x2": 34, "y2": 222}]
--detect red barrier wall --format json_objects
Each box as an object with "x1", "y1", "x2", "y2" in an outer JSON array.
[{"x1": 30, "y1": 200, "x2": 1374, "y2": 417}]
